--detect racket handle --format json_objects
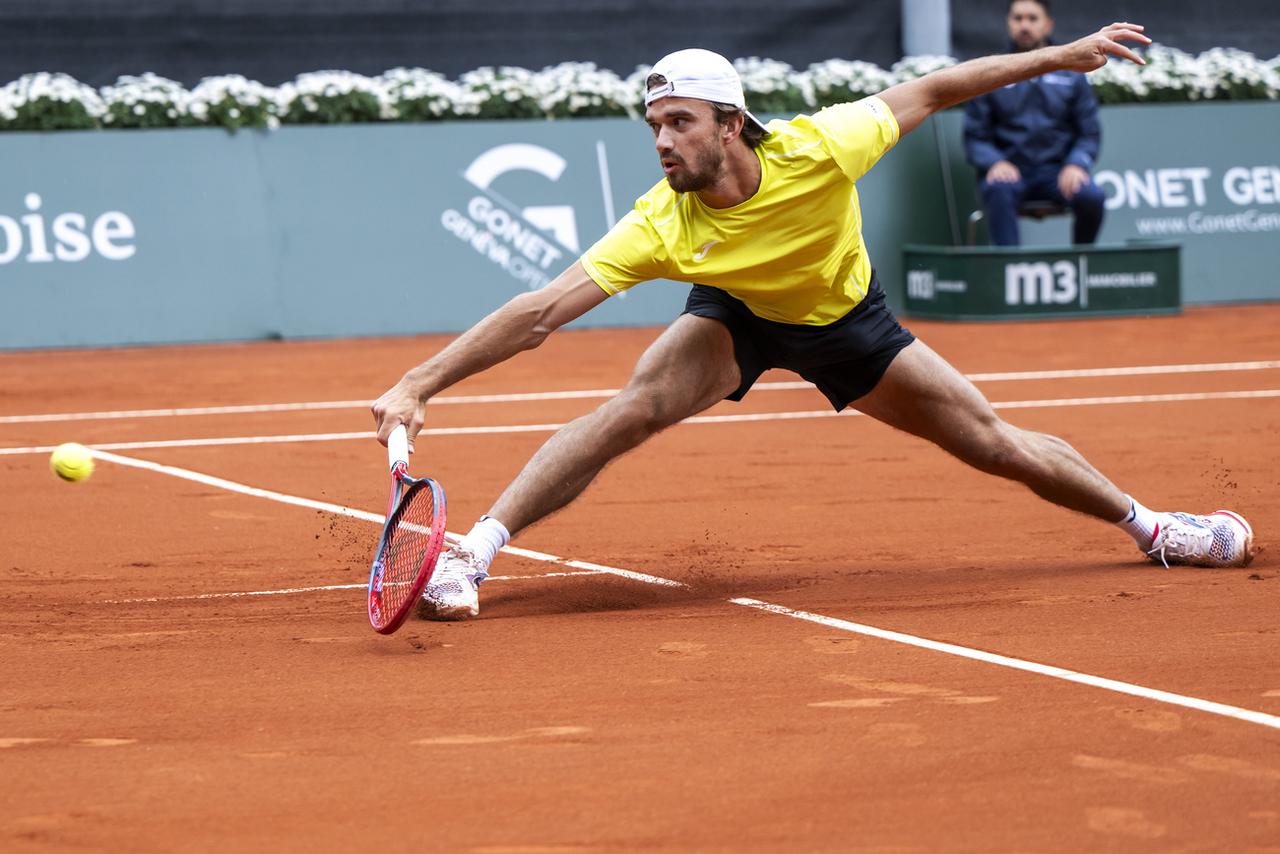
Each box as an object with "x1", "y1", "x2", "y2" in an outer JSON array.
[{"x1": 387, "y1": 424, "x2": 410, "y2": 470}]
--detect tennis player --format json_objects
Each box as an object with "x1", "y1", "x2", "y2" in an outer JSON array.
[{"x1": 373, "y1": 22, "x2": 1254, "y2": 620}]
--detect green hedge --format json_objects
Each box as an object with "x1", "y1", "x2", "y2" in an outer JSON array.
[{"x1": 2, "y1": 46, "x2": 1276, "y2": 132}]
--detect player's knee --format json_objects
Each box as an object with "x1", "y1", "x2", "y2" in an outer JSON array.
[
  {"x1": 965, "y1": 420, "x2": 1029, "y2": 477},
  {"x1": 609, "y1": 386, "x2": 673, "y2": 441}
]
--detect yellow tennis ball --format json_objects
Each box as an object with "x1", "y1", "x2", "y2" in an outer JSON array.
[{"x1": 50, "y1": 443, "x2": 95, "y2": 482}]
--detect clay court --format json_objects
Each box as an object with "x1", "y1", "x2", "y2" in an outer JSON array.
[{"x1": 3, "y1": 304, "x2": 1279, "y2": 851}]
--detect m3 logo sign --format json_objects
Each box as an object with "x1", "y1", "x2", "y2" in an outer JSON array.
[
  {"x1": 905, "y1": 249, "x2": 1172, "y2": 318},
  {"x1": 1004, "y1": 261, "x2": 1078, "y2": 306},
  {"x1": 906, "y1": 269, "x2": 966, "y2": 302},
  {"x1": 906, "y1": 270, "x2": 935, "y2": 300}
]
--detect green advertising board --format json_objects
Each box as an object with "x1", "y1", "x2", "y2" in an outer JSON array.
[
  {"x1": 0, "y1": 101, "x2": 1274, "y2": 350},
  {"x1": 903, "y1": 243, "x2": 1181, "y2": 320},
  {"x1": 932, "y1": 102, "x2": 1280, "y2": 307},
  {"x1": 0, "y1": 117, "x2": 950, "y2": 349}
]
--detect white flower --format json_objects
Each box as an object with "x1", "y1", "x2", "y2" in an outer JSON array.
[
  {"x1": 733, "y1": 57, "x2": 815, "y2": 108},
  {"x1": 1, "y1": 46, "x2": 1274, "y2": 133},
  {"x1": 625, "y1": 64, "x2": 653, "y2": 102},
  {"x1": 101, "y1": 72, "x2": 193, "y2": 123},
  {"x1": 890, "y1": 55, "x2": 957, "y2": 83},
  {"x1": 804, "y1": 59, "x2": 894, "y2": 103},
  {"x1": 379, "y1": 67, "x2": 480, "y2": 118},
  {"x1": 1, "y1": 72, "x2": 106, "y2": 119},
  {"x1": 276, "y1": 70, "x2": 393, "y2": 118},
  {"x1": 534, "y1": 62, "x2": 634, "y2": 117},
  {"x1": 187, "y1": 74, "x2": 281, "y2": 126},
  {"x1": 1087, "y1": 43, "x2": 1279, "y2": 102},
  {"x1": 1196, "y1": 47, "x2": 1280, "y2": 98}
]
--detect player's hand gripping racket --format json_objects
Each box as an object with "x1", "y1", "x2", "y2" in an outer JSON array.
[{"x1": 367, "y1": 424, "x2": 447, "y2": 634}]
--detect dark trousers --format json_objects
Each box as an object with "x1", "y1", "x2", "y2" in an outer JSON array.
[{"x1": 981, "y1": 165, "x2": 1106, "y2": 246}]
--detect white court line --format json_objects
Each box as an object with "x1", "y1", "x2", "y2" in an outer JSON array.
[
  {"x1": 87, "y1": 450, "x2": 1279, "y2": 732},
  {"x1": 0, "y1": 392, "x2": 613, "y2": 425},
  {"x1": 104, "y1": 571, "x2": 605, "y2": 604},
  {"x1": 4, "y1": 388, "x2": 1280, "y2": 457},
  {"x1": 4, "y1": 359, "x2": 1279, "y2": 424},
  {"x1": 730, "y1": 599, "x2": 1280, "y2": 731},
  {"x1": 87, "y1": 450, "x2": 684, "y2": 590}
]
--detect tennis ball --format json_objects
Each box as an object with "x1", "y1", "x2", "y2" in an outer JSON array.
[{"x1": 50, "y1": 443, "x2": 95, "y2": 482}]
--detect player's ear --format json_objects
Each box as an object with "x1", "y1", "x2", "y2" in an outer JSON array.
[{"x1": 721, "y1": 111, "x2": 744, "y2": 145}]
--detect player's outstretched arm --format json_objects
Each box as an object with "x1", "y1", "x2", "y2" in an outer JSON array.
[
  {"x1": 878, "y1": 22, "x2": 1151, "y2": 136},
  {"x1": 372, "y1": 262, "x2": 609, "y2": 448}
]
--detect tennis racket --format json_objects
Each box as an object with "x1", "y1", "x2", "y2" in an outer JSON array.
[{"x1": 367, "y1": 424, "x2": 447, "y2": 634}]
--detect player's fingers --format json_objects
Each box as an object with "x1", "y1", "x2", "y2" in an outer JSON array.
[
  {"x1": 1102, "y1": 38, "x2": 1146, "y2": 65},
  {"x1": 1109, "y1": 27, "x2": 1152, "y2": 46},
  {"x1": 406, "y1": 414, "x2": 426, "y2": 454},
  {"x1": 1102, "y1": 23, "x2": 1146, "y2": 40},
  {"x1": 371, "y1": 394, "x2": 396, "y2": 432},
  {"x1": 375, "y1": 417, "x2": 397, "y2": 447}
]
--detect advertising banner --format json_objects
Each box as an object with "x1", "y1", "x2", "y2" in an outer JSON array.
[
  {"x1": 903, "y1": 243, "x2": 1181, "y2": 320},
  {"x1": 936, "y1": 102, "x2": 1280, "y2": 305},
  {"x1": 1, "y1": 101, "x2": 1275, "y2": 350},
  {"x1": 0, "y1": 117, "x2": 947, "y2": 349}
]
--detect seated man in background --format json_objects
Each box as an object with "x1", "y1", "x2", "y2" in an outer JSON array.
[{"x1": 964, "y1": 0, "x2": 1107, "y2": 245}]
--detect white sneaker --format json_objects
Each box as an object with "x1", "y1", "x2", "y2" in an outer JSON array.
[
  {"x1": 419, "y1": 545, "x2": 487, "y2": 620},
  {"x1": 1147, "y1": 510, "x2": 1254, "y2": 568}
]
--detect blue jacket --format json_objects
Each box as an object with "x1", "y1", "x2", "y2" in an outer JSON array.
[{"x1": 963, "y1": 67, "x2": 1101, "y2": 175}]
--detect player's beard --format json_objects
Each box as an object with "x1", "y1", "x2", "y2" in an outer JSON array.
[{"x1": 664, "y1": 141, "x2": 725, "y2": 193}]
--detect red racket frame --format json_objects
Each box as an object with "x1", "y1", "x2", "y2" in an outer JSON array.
[{"x1": 367, "y1": 427, "x2": 447, "y2": 634}]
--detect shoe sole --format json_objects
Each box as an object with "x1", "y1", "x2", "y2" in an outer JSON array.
[
  {"x1": 427, "y1": 605, "x2": 478, "y2": 621},
  {"x1": 1212, "y1": 509, "x2": 1255, "y2": 567},
  {"x1": 417, "y1": 599, "x2": 479, "y2": 621}
]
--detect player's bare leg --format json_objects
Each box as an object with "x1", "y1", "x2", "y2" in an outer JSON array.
[
  {"x1": 854, "y1": 339, "x2": 1126, "y2": 519},
  {"x1": 491, "y1": 314, "x2": 742, "y2": 533},
  {"x1": 420, "y1": 315, "x2": 741, "y2": 619},
  {"x1": 854, "y1": 340, "x2": 1252, "y2": 565}
]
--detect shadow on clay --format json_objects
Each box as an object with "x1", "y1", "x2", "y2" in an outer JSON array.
[{"x1": 473, "y1": 566, "x2": 822, "y2": 620}]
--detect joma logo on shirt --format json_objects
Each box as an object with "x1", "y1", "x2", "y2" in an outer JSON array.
[{"x1": 693, "y1": 240, "x2": 720, "y2": 261}]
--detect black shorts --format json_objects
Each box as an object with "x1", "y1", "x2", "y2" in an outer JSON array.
[{"x1": 682, "y1": 272, "x2": 915, "y2": 411}]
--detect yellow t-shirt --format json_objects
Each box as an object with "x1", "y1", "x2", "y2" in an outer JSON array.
[{"x1": 580, "y1": 96, "x2": 900, "y2": 326}]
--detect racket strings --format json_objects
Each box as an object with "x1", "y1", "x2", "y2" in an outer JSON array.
[{"x1": 376, "y1": 484, "x2": 440, "y2": 615}]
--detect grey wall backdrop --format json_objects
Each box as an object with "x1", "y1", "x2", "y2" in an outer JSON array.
[
  {"x1": 952, "y1": 0, "x2": 1280, "y2": 60},
  {"x1": 0, "y1": 0, "x2": 901, "y2": 87},
  {"x1": 1, "y1": 101, "x2": 1278, "y2": 350},
  {"x1": 4, "y1": 1, "x2": 1276, "y2": 89}
]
